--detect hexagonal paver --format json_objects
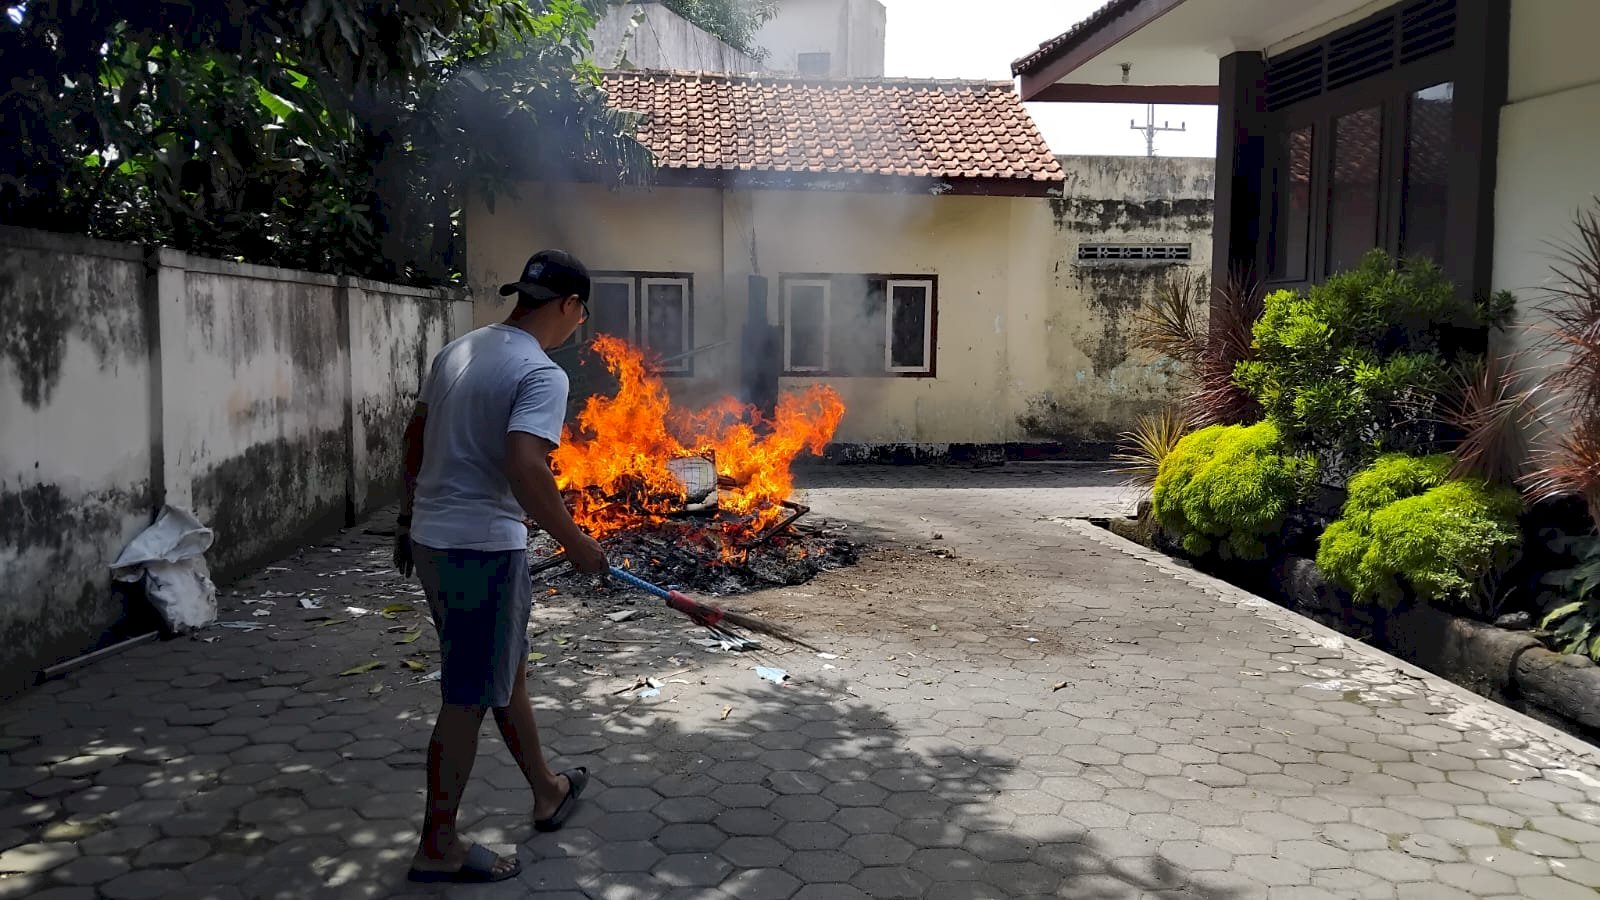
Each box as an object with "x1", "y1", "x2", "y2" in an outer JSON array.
[
  {"x1": 655, "y1": 823, "x2": 724, "y2": 853},
  {"x1": 777, "y1": 821, "x2": 847, "y2": 851},
  {"x1": 715, "y1": 809, "x2": 783, "y2": 837},
  {"x1": 720, "y1": 867, "x2": 802, "y2": 900},
  {"x1": 0, "y1": 842, "x2": 78, "y2": 874},
  {"x1": 850, "y1": 866, "x2": 929, "y2": 898},
  {"x1": 906, "y1": 848, "x2": 983, "y2": 882},
  {"x1": 654, "y1": 852, "x2": 733, "y2": 887}
]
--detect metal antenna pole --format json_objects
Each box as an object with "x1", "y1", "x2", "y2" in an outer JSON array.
[{"x1": 1130, "y1": 103, "x2": 1186, "y2": 157}]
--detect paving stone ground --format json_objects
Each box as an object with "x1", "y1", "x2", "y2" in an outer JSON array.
[{"x1": 5, "y1": 463, "x2": 1600, "y2": 899}]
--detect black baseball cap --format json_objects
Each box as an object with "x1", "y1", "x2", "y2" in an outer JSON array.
[{"x1": 499, "y1": 249, "x2": 591, "y2": 304}]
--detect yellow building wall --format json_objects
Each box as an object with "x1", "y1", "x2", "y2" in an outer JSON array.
[{"x1": 465, "y1": 167, "x2": 1212, "y2": 448}]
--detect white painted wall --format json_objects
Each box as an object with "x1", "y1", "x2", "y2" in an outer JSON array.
[
  {"x1": 0, "y1": 230, "x2": 154, "y2": 697},
  {"x1": 590, "y1": 3, "x2": 759, "y2": 72},
  {"x1": 1492, "y1": 0, "x2": 1600, "y2": 361},
  {"x1": 754, "y1": 0, "x2": 885, "y2": 77},
  {"x1": 0, "y1": 229, "x2": 472, "y2": 694}
]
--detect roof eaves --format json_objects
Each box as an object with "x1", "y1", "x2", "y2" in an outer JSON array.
[{"x1": 1010, "y1": 0, "x2": 1145, "y2": 77}]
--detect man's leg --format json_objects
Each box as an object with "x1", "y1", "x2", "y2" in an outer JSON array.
[
  {"x1": 492, "y1": 673, "x2": 571, "y2": 820},
  {"x1": 409, "y1": 544, "x2": 519, "y2": 877},
  {"x1": 412, "y1": 702, "x2": 518, "y2": 873}
]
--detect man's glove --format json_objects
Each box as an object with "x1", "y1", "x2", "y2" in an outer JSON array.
[{"x1": 394, "y1": 514, "x2": 414, "y2": 578}]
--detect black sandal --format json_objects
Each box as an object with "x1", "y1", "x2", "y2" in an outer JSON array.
[
  {"x1": 406, "y1": 843, "x2": 520, "y2": 883},
  {"x1": 534, "y1": 767, "x2": 589, "y2": 832}
]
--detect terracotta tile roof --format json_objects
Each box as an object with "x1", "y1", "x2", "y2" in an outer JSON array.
[
  {"x1": 601, "y1": 70, "x2": 1064, "y2": 187},
  {"x1": 1011, "y1": 0, "x2": 1148, "y2": 77}
]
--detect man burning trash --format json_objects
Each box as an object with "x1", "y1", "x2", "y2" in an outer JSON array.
[{"x1": 396, "y1": 249, "x2": 607, "y2": 884}]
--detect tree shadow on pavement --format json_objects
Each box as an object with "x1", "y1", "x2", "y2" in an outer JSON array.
[{"x1": 436, "y1": 671, "x2": 1246, "y2": 900}]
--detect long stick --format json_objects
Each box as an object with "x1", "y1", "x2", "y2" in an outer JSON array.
[{"x1": 608, "y1": 566, "x2": 817, "y2": 650}]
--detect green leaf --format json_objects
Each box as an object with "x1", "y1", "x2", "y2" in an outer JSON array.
[
  {"x1": 396, "y1": 630, "x2": 421, "y2": 644},
  {"x1": 256, "y1": 86, "x2": 298, "y2": 121},
  {"x1": 1543, "y1": 601, "x2": 1585, "y2": 630},
  {"x1": 527, "y1": 651, "x2": 546, "y2": 662},
  {"x1": 338, "y1": 660, "x2": 383, "y2": 676}
]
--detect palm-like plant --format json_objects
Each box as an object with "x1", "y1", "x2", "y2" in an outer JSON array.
[
  {"x1": 1131, "y1": 267, "x2": 1263, "y2": 428},
  {"x1": 1111, "y1": 408, "x2": 1189, "y2": 491},
  {"x1": 1443, "y1": 352, "x2": 1540, "y2": 486},
  {"x1": 1524, "y1": 200, "x2": 1600, "y2": 529}
]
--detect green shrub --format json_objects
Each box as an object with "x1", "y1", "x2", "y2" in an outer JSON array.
[
  {"x1": 1151, "y1": 422, "x2": 1317, "y2": 560},
  {"x1": 1317, "y1": 453, "x2": 1523, "y2": 611},
  {"x1": 1233, "y1": 250, "x2": 1510, "y2": 474}
]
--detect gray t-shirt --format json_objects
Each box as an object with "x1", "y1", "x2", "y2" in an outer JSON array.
[{"x1": 410, "y1": 324, "x2": 569, "y2": 552}]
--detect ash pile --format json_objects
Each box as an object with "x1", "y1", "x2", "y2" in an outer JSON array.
[{"x1": 530, "y1": 460, "x2": 859, "y2": 596}]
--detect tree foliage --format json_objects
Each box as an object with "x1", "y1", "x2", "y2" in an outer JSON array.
[
  {"x1": 0, "y1": 0, "x2": 651, "y2": 284},
  {"x1": 661, "y1": 0, "x2": 779, "y2": 58}
]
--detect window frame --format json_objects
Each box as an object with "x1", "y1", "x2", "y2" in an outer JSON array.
[
  {"x1": 582, "y1": 275, "x2": 637, "y2": 344},
  {"x1": 778, "y1": 273, "x2": 938, "y2": 378},
  {"x1": 884, "y1": 279, "x2": 935, "y2": 375},
  {"x1": 782, "y1": 278, "x2": 832, "y2": 373},
  {"x1": 1258, "y1": 12, "x2": 1460, "y2": 291},
  {"x1": 580, "y1": 271, "x2": 695, "y2": 376},
  {"x1": 796, "y1": 51, "x2": 832, "y2": 75}
]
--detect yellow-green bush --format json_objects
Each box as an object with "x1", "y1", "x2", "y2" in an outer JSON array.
[
  {"x1": 1317, "y1": 453, "x2": 1522, "y2": 610},
  {"x1": 1151, "y1": 422, "x2": 1317, "y2": 560}
]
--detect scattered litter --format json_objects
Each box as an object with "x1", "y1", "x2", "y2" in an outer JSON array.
[
  {"x1": 251, "y1": 608, "x2": 272, "y2": 617},
  {"x1": 896, "y1": 670, "x2": 910, "y2": 678},
  {"x1": 217, "y1": 621, "x2": 264, "y2": 631},
  {"x1": 380, "y1": 603, "x2": 412, "y2": 618},
  {"x1": 315, "y1": 618, "x2": 344, "y2": 628},
  {"x1": 396, "y1": 630, "x2": 421, "y2": 645},
  {"x1": 369, "y1": 683, "x2": 384, "y2": 695},
  {"x1": 1241, "y1": 670, "x2": 1265, "y2": 677},
  {"x1": 345, "y1": 606, "x2": 373, "y2": 617},
  {"x1": 823, "y1": 664, "x2": 837, "y2": 671},
  {"x1": 527, "y1": 652, "x2": 547, "y2": 662},
  {"x1": 638, "y1": 678, "x2": 663, "y2": 699},
  {"x1": 553, "y1": 636, "x2": 570, "y2": 646},
  {"x1": 606, "y1": 610, "x2": 640, "y2": 623},
  {"x1": 930, "y1": 625, "x2": 939, "y2": 632},
  {"x1": 339, "y1": 661, "x2": 383, "y2": 676},
  {"x1": 414, "y1": 669, "x2": 442, "y2": 683},
  {"x1": 1052, "y1": 681, "x2": 1070, "y2": 692},
  {"x1": 299, "y1": 598, "x2": 322, "y2": 610},
  {"x1": 265, "y1": 567, "x2": 290, "y2": 573},
  {"x1": 402, "y1": 659, "x2": 427, "y2": 672},
  {"x1": 721, "y1": 705, "x2": 733, "y2": 720},
  {"x1": 817, "y1": 653, "x2": 839, "y2": 660},
  {"x1": 1026, "y1": 637, "x2": 1039, "y2": 643},
  {"x1": 241, "y1": 597, "x2": 272, "y2": 605},
  {"x1": 755, "y1": 666, "x2": 789, "y2": 684}
]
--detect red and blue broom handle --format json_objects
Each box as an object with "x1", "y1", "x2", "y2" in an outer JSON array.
[{"x1": 608, "y1": 566, "x2": 725, "y2": 627}]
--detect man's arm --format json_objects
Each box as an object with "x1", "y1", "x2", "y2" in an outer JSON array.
[
  {"x1": 400, "y1": 400, "x2": 427, "y2": 520},
  {"x1": 394, "y1": 400, "x2": 427, "y2": 577},
  {"x1": 506, "y1": 432, "x2": 606, "y2": 573}
]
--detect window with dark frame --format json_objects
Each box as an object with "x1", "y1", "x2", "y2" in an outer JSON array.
[
  {"x1": 780, "y1": 274, "x2": 936, "y2": 376},
  {"x1": 1260, "y1": 0, "x2": 1464, "y2": 286},
  {"x1": 578, "y1": 273, "x2": 693, "y2": 374},
  {"x1": 796, "y1": 51, "x2": 832, "y2": 75}
]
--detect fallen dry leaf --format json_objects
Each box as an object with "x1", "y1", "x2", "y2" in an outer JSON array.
[
  {"x1": 396, "y1": 630, "x2": 421, "y2": 645},
  {"x1": 401, "y1": 659, "x2": 427, "y2": 672},
  {"x1": 721, "y1": 705, "x2": 733, "y2": 720},
  {"x1": 339, "y1": 661, "x2": 383, "y2": 676}
]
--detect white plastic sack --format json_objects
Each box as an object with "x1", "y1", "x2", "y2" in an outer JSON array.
[{"x1": 111, "y1": 506, "x2": 218, "y2": 633}]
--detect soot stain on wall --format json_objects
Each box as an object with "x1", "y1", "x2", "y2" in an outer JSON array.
[
  {"x1": 0, "y1": 252, "x2": 146, "y2": 409},
  {"x1": 1049, "y1": 197, "x2": 1214, "y2": 234},
  {"x1": 192, "y1": 432, "x2": 348, "y2": 580}
]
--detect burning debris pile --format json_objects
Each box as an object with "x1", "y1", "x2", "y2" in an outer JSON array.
[{"x1": 533, "y1": 336, "x2": 859, "y2": 595}]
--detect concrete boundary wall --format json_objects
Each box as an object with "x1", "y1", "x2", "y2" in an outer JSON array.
[{"x1": 0, "y1": 226, "x2": 470, "y2": 696}]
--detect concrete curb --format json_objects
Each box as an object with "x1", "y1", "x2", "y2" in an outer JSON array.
[{"x1": 1060, "y1": 518, "x2": 1600, "y2": 769}]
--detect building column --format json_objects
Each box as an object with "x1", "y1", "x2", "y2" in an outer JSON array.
[{"x1": 1211, "y1": 50, "x2": 1267, "y2": 317}]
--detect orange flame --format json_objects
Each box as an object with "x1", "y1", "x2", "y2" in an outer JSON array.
[{"x1": 550, "y1": 336, "x2": 845, "y2": 540}]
